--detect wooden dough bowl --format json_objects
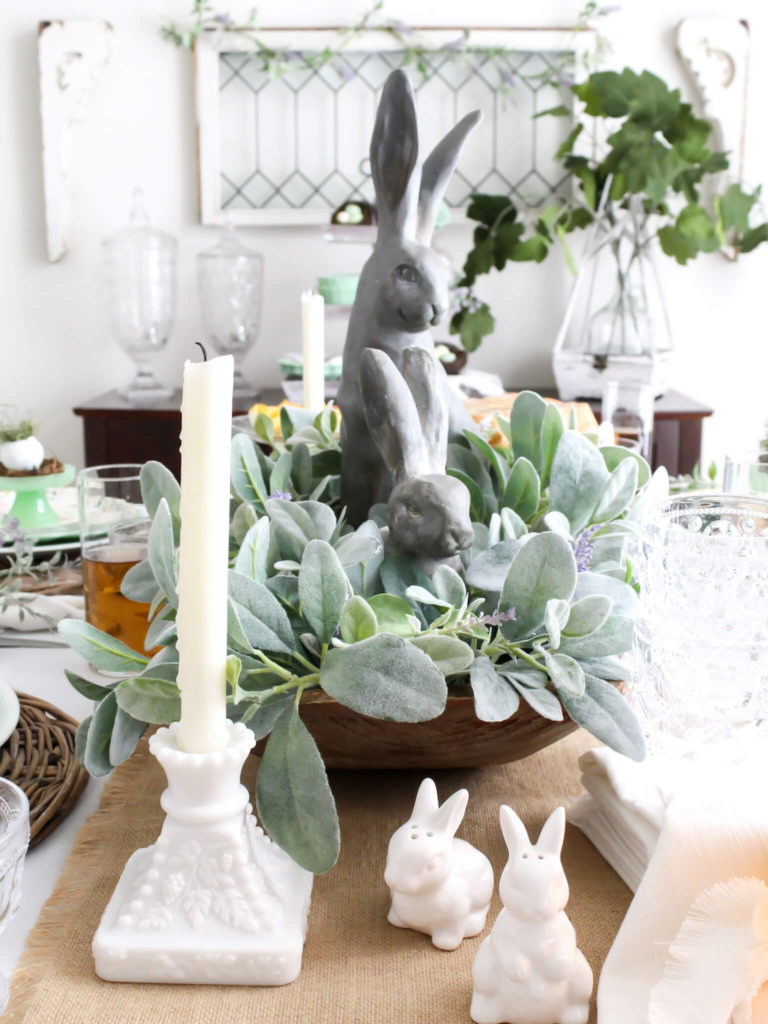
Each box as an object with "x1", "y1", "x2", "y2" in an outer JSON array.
[{"x1": 260, "y1": 684, "x2": 619, "y2": 770}]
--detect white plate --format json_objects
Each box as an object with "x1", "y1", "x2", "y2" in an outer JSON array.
[{"x1": 0, "y1": 682, "x2": 20, "y2": 746}]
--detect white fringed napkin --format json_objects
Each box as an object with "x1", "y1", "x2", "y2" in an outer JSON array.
[
  {"x1": 0, "y1": 593, "x2": 84, "y2": 631},
  {"x1": 570, "y1": 750, "x2": 768, "y2": 1023}
]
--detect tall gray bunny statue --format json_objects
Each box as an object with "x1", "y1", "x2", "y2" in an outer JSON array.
[
  {"x1": 337, "y1": 69, "x2": 482, "y2": 525},
  {"x1": 360, "y1": 345, "x2": 474, "y2": 573}
]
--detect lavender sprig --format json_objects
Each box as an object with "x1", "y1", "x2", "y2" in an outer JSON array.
[{"x1": 571, "y1": 525, "x2": 600, "y2": 572}]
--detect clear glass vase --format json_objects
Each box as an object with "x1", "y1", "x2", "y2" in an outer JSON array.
[
  {"x1": 102, "y1": 189, "x2": 176, "y2": 402},
  {"x1": 197, "y1": 224, "x2": 263, "y2": 397},
  {"x1": 630, "y1": 495, "x2": 768, "y2": 759}
]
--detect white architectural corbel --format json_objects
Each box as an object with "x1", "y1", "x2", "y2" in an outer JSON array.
[
  {"x1": 677, "y1": 17, "x2": 750, "y2": 182},
  {"x1": 38, "y1": 19, "x2": 112, "y2": 262}
]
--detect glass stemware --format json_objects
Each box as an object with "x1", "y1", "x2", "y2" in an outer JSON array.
[{"x1": 0, "y1": 778, "x2": 30, "y2": 1013}]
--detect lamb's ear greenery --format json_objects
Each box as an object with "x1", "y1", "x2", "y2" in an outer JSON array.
[{"x1": 63, "y1": 385, "x2": 647, "y2": 874}]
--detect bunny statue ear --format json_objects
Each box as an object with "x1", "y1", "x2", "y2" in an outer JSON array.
[
  {"x1": 370, "y1": 70, "x2": 420, "y2": 240},
  {"x1": 499, "y1": 804, "x2": 531, "y2": 855},
  {"x1": 401, "y1": 348, "x2": 448, "y2": 473},
  {"x1": 412, "y1": 777, "x2": 440, "y2": 818},
  {"x1": 416, "y1": 109, "x2": 482, "y2": 245},
  {"x1": 359, "y1": 348, "x2": 429, "y2": 480},
  {"x1": 433, "y1": 788, "x2": 469, "y2": 837},
  {"x1": 535, "y1": 806, "x2": 566, "y2": 857}
]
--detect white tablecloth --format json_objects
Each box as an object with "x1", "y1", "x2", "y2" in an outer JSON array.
[{"x1": 0, "y1": 643, "x2": 106, "y2": 978}]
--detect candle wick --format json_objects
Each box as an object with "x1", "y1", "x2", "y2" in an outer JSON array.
[{"x1": 195, "y1": 342, "x2": 208, "y2": 362}]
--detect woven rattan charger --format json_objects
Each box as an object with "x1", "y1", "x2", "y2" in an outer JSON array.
[{"x1": 0, "y1": 693, "x2": 88, "y2": 846}]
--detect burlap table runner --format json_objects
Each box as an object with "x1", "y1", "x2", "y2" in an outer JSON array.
[{"x1": 7, "y1": 731, "x2": 630, "y2": 1024}]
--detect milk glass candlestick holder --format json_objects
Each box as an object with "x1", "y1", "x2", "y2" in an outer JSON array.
[
  {"x1": 103, "y1": 189, "x2": 176, "y2": 402},
  {"x1": 197, "y1": 224, "x2": 263, "y2": 397},
  {"x1": 92, "y1": 721, "x2": 313, "y2": 985},
  {"x1": 631, "y1": 495, "x2": 768, "y2": 758}
]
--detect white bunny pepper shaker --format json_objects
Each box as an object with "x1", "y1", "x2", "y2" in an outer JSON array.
[
  {"x1": 470, "y1": 806, "x2": 592, "y2": 1024},
  {"x1": 384, "y1": 778, "x2": 493, "y2": 950}
]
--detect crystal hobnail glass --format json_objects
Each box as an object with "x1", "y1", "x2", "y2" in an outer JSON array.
[
  {"x1": 0, "y1": 779, "x2": 30, "y2": 1013},
  {"x1": 630, "y1": 494, "x2": 768, "y2": 758}
]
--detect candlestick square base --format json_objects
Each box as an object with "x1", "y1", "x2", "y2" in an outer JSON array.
[{"x1": 93, "y1": 721, "x2": 313, "y2": 986}]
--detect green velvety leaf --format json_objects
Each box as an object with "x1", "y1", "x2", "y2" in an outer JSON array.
[
  {"x1": 320, "y1": 634, "x2": 447, "y2": 722},
  {"x1": 380, "y1": 554, "x2": 438, "y2": 627},
  {"x1": 549, "y1": 431, "x2": 610, "y2": 532},
  {"x1": 231, "y1": 501, "x2": 258, "y2": 545},
  {"x1": 465, "y1": 540, "x2": 520, "y2": 594},
  {"x1": 555, "y1": 123, "x2": 583, "y2": 160},
  {"x1": 505, "y1": 675, "x2": 564, "y2": 720},
  {"x1": 544, "y1": 598, "x2": 570, "y2": 649},
  {"x1": 231, "y1": 433, "x2": 268, "y2": 506},
  {"x1": 121, "y1": 558, "x2": 158, "y2": 603},
  {"x1": 298, "y1": 539, "x2": 349, "y2": 644},
  {"x1": 240, "y1": 692, "x2": 293, "y2": 740},
  {"x1": 508, "y1": 390, "x2": 547, "y2": 467},
  {"x1": 409, "y1": 634, "x2": 474, "y2": 676},
  {"x1": 591, "y1": 458, "x2": 638, "y2": 524},
  {"x1": 115, "y1": 675, "x2": 181, "y2": 724},
  {"x1": 559, "y1": 674, "x2": 645, "y2": 761},
  {"x1": 447, "y1": 468, "x2": 486, "y2": 522},
  {"x1": 289, "y1": 442, "x2": 313, "y2": 496},
  {"x1": 563, "y1": 594, "x2": 612, "y2": 638},
  {"x1": 269, "y1": 452, "x2": 293, "y2": 496},
  {"x1": 140, "y1": 461, "x2": 181, "y2": 526},
  {"x1": 539, "y1": 402, "x2": 565, "y2": 488},
  {"x1": 227, "y1": 570, "x2": 295, "y2": 654},
  {"x1": 432, "y1": 564, "x2": 466, "y2": 609},
  {"x1": 256, "y1": 703, "x2": 340, "y2": 873},
  {"x1": 143, "y1": 608, "x2": 175, "y2": 650},
  {"x1": 600, "y1": 445, "x2": 651, "y2": 488},
  {"x1": 339, "y1": 594, "x2": 378, "y2": 644},
  {"x1": 500, "y1": 532, "x2": 577, "y2": 641},
  {"x1": 573, "y1": 571, "x2": 639, "y2": 617},
  {"x1": 148, "y1": 498, "x2": 178, "y2": 608},
  {"x1": 577, "y1": 655, "x2": 632, "y2": 682},
  {"x1": 75, "y1": 715, "x2": 91, "y2": 763},
  {"x1": 558, "y1": 614, "x2": 635, "y2": 658},
  {"x1": 499, "y1": 507, "x2": 527, "y2": 540},
  {"x1": 266, "y1": 498, "x2": 336, "y2": 561},
  {"x1": 501, "y1": 457, "x2": 540, "y2": 521},
  {"x1": 333, "y1": 529, "x2": 383, "y2": 568},
  {"x1": 58, "y1": 618, "x2": 149, "y2": 673},
  {"x1": 65, "y1": 669, "x2": 115, "y2": 702},
  {"x1": 367, "y1": 593, "x2": 420, "y2": 637},
  {"x1": 234, "y1": 517, "x2": 271, "y2": 583},
  {"x1": 543, "y1": 650, "x2": 586, "y2": 697},
  {"x1": 470, "y1": 655, "x2": 520, "y2": 722},
  {"x1": 109, "y1": 707, "x2": 147, "y2": 766},
  {"x1": 464, "y1": 430, "x2": 508, "y2": 489},
  {"x1": 84, "y1": 691, "x2": 118, "y2": 776}
]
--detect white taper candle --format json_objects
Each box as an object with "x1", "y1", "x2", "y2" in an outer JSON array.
[
  {"x1": 301, "y1": 290, "x2": 325, "y2": 411},
  {"x1": 176, "y1": 352, "x2": 234, "y2": 753}
]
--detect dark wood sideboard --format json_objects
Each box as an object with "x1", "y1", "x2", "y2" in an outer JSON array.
[{"x1": 73, "y1": 388, "x2": 713, "y2": 481}]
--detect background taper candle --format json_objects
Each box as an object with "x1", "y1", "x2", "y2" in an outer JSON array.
[{"x1": 301, "y1": 290, "x2": 325, "y2": 411}]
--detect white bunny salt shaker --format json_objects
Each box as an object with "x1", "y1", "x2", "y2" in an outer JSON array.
[
  {"x1": 471, "y1": 806, "x2": 592, "y2": 1024},
  {"x1": 384, "y1": 778, "x2": 493, "y2": 950}
]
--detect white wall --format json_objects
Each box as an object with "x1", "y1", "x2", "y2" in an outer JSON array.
[{"x1": 1, "y1": 0, "x2": 766, "y2": 470}]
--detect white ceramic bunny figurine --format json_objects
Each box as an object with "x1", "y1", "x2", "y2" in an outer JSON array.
[
  {"x1": 337, "y1": 69, "x2": 482, "y2": 525},
  {"x1": 384, "y1": 777, "x2": 493, "y2": 951},
  {"x1": 471, "y1": 806, "x2": 592, "y2": 1024},
  {"x1": 359, "y1": 345, "x2": 474, "y2": 572}
]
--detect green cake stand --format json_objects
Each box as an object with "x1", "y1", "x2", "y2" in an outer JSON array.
[{"x1": 2, "y1": 464, "x2": 76, "y2": 531}]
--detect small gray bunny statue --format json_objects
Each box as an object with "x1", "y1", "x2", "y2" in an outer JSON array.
[
  {"x1": 337, "y1": 69, "x2": 482, "y2": 525},
  {"x1": 360, "y1": 345, "x2": 474, "y2": 573}
]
